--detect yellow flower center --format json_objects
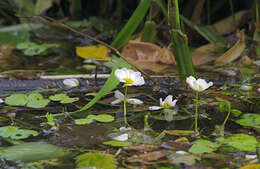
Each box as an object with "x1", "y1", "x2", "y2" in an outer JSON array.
[
  {"x1": 123, "y1": 78, "x2": 134, "y2": 85},
  {"x1": 162, "y1": 103, "x2": 172, "y2": 109},
  {"x1": 198, "y1": 84, "x2": 203, "y2": 90}
]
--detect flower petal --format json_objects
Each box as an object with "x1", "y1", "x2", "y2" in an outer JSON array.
[
  {"x1": 111, "y1": 99, "x2": 121, "y2": 105},
  {"x1": 149, "y1": 106, "x2": 162, "y2": 110},
  {"x1": 128, "y1": 98, "x2": 143, "y2": 105},
  {"x1": 63, "y1": 78, "x2": 79, "y2": 87},
  {"x1": 114, "y1": 90, "x2": 124, "y2": 100},
  {"x1": 114, "y1": 133, "x2": 129, "y2": 141}
]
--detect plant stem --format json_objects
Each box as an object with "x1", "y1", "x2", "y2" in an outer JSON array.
[
  {"x1": 124, "y1": 86, "x2": 128, "y2": 126},
  {"x1": 195, "y1": 91, "x2": 199, "y2": 134},
  {"x1": 222, "y1": 108, "x2": 231, "y2": 130}
]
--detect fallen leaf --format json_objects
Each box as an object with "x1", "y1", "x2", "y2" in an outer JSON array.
[
  {"x1": 125, "y1": 150, "x2": 169, "y2": 163},
  {"x1": 125, "y1": 144, "x2": 159, "y2": 152},
  {"x1": 215, "y1": 30, "x2": 246, "y2": 65},
  {"x1": 191, "y1": 43, "x2": 218, "y2": 66},
  {"x1": 76, "y1": 45, "x2": 111, "y2": 61}
]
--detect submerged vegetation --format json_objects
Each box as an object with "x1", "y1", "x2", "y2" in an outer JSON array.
[{"x1": 0, "y1": 0, "x2": 259, "y2": 168}]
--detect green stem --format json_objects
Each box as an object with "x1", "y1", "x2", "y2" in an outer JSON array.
[
  {"x1": 124, "y1": 86, "x2": 128, "y2": 126},
  {"x1": 195, "y1": 91, "x2": 199, "y2": 134},
  {"x1": 222, "y1": 108, "x2": 231, "y2": 130}
]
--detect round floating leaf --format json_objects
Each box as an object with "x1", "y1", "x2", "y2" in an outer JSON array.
[
  {"x1": 103, "y1": 140, "x2": 132, "y2": 147},
  {"x1": 95, "y1": 114, "x2": 115, "y2": 123},
  {"x1": 189, "y1": 139, "x2": 220, "y2": 154},
  {"x1": 27, "y1": 99, "x2": 50, "y2": 108},
  {"x1": 49, "y1": 94, "x2": 68, "y2": 101},
  {"x1": 235, "y1": 113, "x2": 260, "y2": 128},
  {"x1": 75, "y1": 118, "x2": 94, "y2": 125},
  {"x1": 28, "y1": 93, "x2": 43, "y2": 101},
  {"x1": 0, "y1": 126, "x2": 38, "y2": 140},
  {"x1": 75, "y1": 152, "x2": 117, "y2": 169},
  {"x1": 60, "y1": 97, "x2": 79, "y2": 104},
  {"x1": 219, "y1": 134, "x2": 260, "y2": 152},
  {"x1": 5, "y1": 94, "x2": 28, "y2": 106},
  {"x1": 0, "y1": 142, "x2": 70, "y2": 162}
]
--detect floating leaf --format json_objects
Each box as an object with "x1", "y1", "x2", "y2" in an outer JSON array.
[
  {"x1": 5, "y1": 94, "x2": 28, "y2": 106},
  {"x1": 235, "y1": 113, "x2": 260, "y2": 128},
  {"x1": 218, "y1": 134, "x2": 260, "y2": 152},
  {"x1": 27, "y1": 93, "x2": 50, "y2": 108},
  {"x1": 49, "y1": 94, "x2": 68, "y2": 101},
  {"x1": 0, "y1": 126, "x2": 38, "y2": 140},
  {"x1": 0, "y1": 142, "x2": 70, "y2": 162},
  {"x1": 103, "y1": 140, "x2": 132, "y2": 147},
  {"x1": 165, "y1": 130, "x2": 195, "y2": 136},
  {"x1": 60, "y1": 97, "x2": 79, "y2": 104},
  {"x1": 125, "y1": 150, "x2": 169, "y2": 163},
  {"x1": 75, "y1": 152, "x2": 117, "y2": 169},
  {"x1": 189, "y1": 139, "x2": 220, "y2": 154},
  {"x1": 95, "y1": 114, "x2": 115, "y2": 122},
  {"x1": 76, "y1": 45, "x2": 111, "y2": 61},
  {"x1": 75, "y1": 118, "x2": 94, "y2": 125}
]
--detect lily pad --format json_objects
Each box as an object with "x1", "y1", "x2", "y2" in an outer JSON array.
[
  {"x1": 5, "y1": 94, "x2": 28, "y2": 106},
  {"x1": 49, "y1": 94, "x2": 68, "y2": 101},
  {"x1": 235, "y1": 113, "x2": 260, "y2": 128},
  {"x1": 218, "y1": 134, "x2": 260, "y2": 152},
  {"x1": 189, "y1": 139, "x2": 220, "y2": 154},
  {"x1": 0, "y1": 126, "x2": 38, "y2": 140},
  {"x1": 103, "y1": 140, "x2": 132, "y2": 147},
  {"x1": 75, "y1": 152, "x2": 117, "y2": 169},
  {"x1": 0, "y1": 142, "x2": 70, "y2": 162},
  {"x1": 75, "y1": 114, "x2": 114, "y2": 125},
  {"x1": 27, "y1": 93, "x2": 50, "y2": 108},
  {"x1": 60, "y1": 97, "x2": 79, "y2": 104}
]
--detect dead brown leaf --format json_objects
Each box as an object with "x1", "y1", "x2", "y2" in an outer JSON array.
[
  {"x1": 215, "y1": 30, "x2": 246, "y2": 65},
  {"x1": 125, "y1": 150, "x2": 169, "y2": 163},
  {"x1": 125, "y1": 144, "x2": 159, "y2": 152},
  {"x1": 191, "y1": 43, "x2": 218, "y2": 66}
]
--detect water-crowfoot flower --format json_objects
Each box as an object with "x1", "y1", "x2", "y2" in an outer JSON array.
[
  {"x1": 63, "y1": 78, "x2": 79, "y2": 87},
  {"x1": 114, "y1": 67, "x2": 145, "y2": 126},
  {"x1": 111, "y1": 90, "x2": 143, "y2": 105},
  {"x1": 115, "y1": 67, "x2": 145, "y2": 86},
  {"x1": 149, "y1": 95, "x2": 177, "y2": 110},
  {"x1": 186, "y1": 76, "x2": 213, "y2": 92},
  {"x1": 186, "y1": 76, "x2": 213, "y2": 136}
]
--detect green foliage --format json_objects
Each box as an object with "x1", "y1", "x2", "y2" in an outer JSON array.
[
  {"x1": 0, "y1": 142, "x2": 70, "y2": 162},
  {"x1": 0, "y1": 126, "x2": 38, "y2": 140},
  {"x1": 0, "y1": 31, "x2": 29, "y2": 45},
  {"x1": 75, "y1": 114, "x2": 115, "y2": 125},
  {"x1": 141, "y1": 20, "x2": 157, "y2": 42},
  {"x1": 103, "y1": 140, "x2": 132, "y2": 147},
  {"x1": 45, "y1": 112, "x2": 59, "y2": 128},
  {"x1": 189, "y1": 139, "x2": 220, "y2": 154},
  {"x1": 49, "y1": 93, "x2": 79, "y2": 104},
  {"x1": 75, "y1": 152, "x2": 117, "y2": 169},
  {"x1": 16, "y1": 42, "x2": 59, "y2": 56},
  {"x1": 235, "y1": 113, "x2": 260, "y2": 128},
  {"x1": 217, "y1": 134, "x2": 260, "y2": 152},
  {"x1": 5, "y1": 93, "x2": 50, "y2": 108}
]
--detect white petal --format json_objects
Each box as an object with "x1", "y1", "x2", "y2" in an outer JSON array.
[
  {"x1": 149, "y1": 106, "x2": 162, "y2": 110},
  {"x1": 186, "y1": 76, "x2": 196, "y2": 87},
  {"x1": 119, "y1": 127, "x2": 132, "y2": 131},
  {"x1": 114, "y1": 133, "x2": 128, "y2": 141},
  {"x1": 240, "y1": 85, "x2": 252, "y2": 91},
  {"x1": 63, "y1": 78, "x2": 79, "y2": 87},
  {"x1": 245, "y1": 154, "x2": 257, "y2": 159},
  {"x1": 114, "y1": 90, "x2": 124, "y2": 100},
  {"x1": 164, "y1": 95, "x2": 173, "y2": 104},
  {"x1": 0, "y1": 98, "x2": 3, "y2": 103},
  {"x1": 111, "y1": 99, "x2": 121, "y2": 105},
  {"x1": 176, "y1": 151, "x2": 187, "y2": 155},
  {"x1": 258, "y1": 88, "x2": 260, "y2": 92},
  {"x1": 171, "y1": 99, "x2": 178, "y2": 107},
  {"x1": 128, "y1": 98, "x2": 143, "y2": 105}
]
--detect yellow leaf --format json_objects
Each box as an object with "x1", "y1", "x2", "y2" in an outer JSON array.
[
  {"x1": 76, "y1": 45, "x2": 111, "y2": 61},
  {"x1": 239, "y1": 164, "x2": 260, "y2": 169}
]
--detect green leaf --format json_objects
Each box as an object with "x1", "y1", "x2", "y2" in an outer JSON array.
[
  {"x1": 5, "y1": 94, "x2": 28, "y2": 106},
  {"x1": 0, "y1": 126, "x2": 38, "y2": 140},
  {"x1": 0, "y1": 31, "x2": 29, "y2": 45},
  {"x1": 49, "y1": 94, "x2": 68, "y2": 101},
  {"x1": 75, "y1": 152, "x2": 117, "y2": 169},
  {"x1": 218, "y1": 134, "x2": 260, "y2": 152},
  {"x1": 60, "y1": 97, "x2": 79, "y2": 104},
  {"x1": 27, "y1": 93, "x2": 50, "y2": 108},
  {"x1": 230, "y1": 109, "x2": 242, "y2": 116},
  {"x1": 34, "y1": 0, "x2": 52, "y2": 15},
  {"x1": 0, "y1": 142, "x2": 70, "y2": 162},
  {"x1": 103, "y1": 140, "x2": 132, "y2": 147},
  {"x1": 75, "y1": 118, "x2": 94, "y2": 125},
  {"x1": 189, "y1": 139, "x2": 220, "y2": 154},
  {"x1": 111, "y1": 0, "x2": 152, "y2": 48},
  {"x1": 235, "y1": 113, "x2": 260, "y2": 127},
  {"x1": 95, "y1": 114, "x2": 115, "y2": 122}
]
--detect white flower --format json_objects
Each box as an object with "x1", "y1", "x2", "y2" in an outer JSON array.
[
  {"x1": 111, "y1": 90, "x2": 143, "y2": 105},
  {"x1": 186, "y1": 76, "x2": 213, "y2": 92},
  {"x1": 113, "y1": 133, "x2": 129, "y2": 141},
  {"x1": 240, "y1": 84, "x2": 252, "y2": 91},
  {"x1": 258, "y1": 88, "x2": 260, "y2": 92},
  {"x1": 149, "y1": 95, "x2": 177, "y2": 110},
  {"x1": 63, "y1": 78, "x2": 79, "y2": 87},
  {"x1": 115, "y1": 68, "x2": 145, "y2": 86},
  {"x1": 0, "y1": 98, "x2": 3, "y2": 103}
]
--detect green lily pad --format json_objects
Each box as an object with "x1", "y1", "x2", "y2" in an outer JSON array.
[
  {"x1": 75, "y1": 152, "x2": 117, "y2": 169},
  {"x1": 235, "y1": 113, "x2": 260, "y2": 128},
  {"x1": 189, "y1": 139, "x2": 220, "y2": 154},
  {"x1": 0, "y1": 142, "x2": 70, "y2": 162},
  {"x1": 5, "y1": 94, "x2": 28, "y2": 106},
  {"x1": 0, "y1": 126, "x2": 38, "y2": 140},
  {"x1": 75, "y1": 114, "x2": 114, "y2": 125},
  {"x1": 75, "y1": 118, "x2": 94, "y2": 125},
  {"x1": 60, "y1": 97, "x2": 79, "y2": 104},
  {"x1": 27, "y1": 93, "x2": 50, "y2": 108},
  {"x1": 49, "y1": 94, "x2": 68, "y2": 101},
  {"x1": 103, "y1": 140, "x2": 132, "y2": 147},
  {"x1": 218, "y1": 134, "x2": 260, "y2": 152}
]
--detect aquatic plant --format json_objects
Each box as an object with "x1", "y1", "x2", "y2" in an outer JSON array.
[{"x1": 149, "y1": 95, "x2": 177, "y2": 110}]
